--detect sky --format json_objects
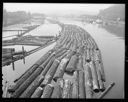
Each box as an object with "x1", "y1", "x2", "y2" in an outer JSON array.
[{"x1": 3, "y1": 3, "x2": 114, "y2": 15}]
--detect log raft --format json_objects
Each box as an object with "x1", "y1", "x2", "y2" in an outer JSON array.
[{"x1": 5, "y1": 21, "x2": 108, "y2": 98}]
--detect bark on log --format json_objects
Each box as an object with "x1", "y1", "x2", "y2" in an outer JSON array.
[
  {"x1": 53, "y1": 58, "x2": 69, "y2": 82},
  {"x1": 89, "y1": 61, "x2": 99, "y2": 93},
  {"x1": 8, "y1": 50, "x2": 54, "y2": 93},
  {"x1": 51, "y1": 84, "x2": 62, "y2": 98},
  {"x1": 72, "y1": 71, "x2": 79, "y2": 98},
  {"x1": 84, "y1": 63, "x2": 93, "y2": 98},
  {"x1": 62, "y1": 79, "x2": 72, "y2": 98},
  {"x1": 65, "y1": 54, "x2": 78, "y2": 74},
  {"x1": 40, "y1": 59, "x2": 60, "y2": 87},
  {"x1": 31, "y1": 87, "x2": 44, "y2": 98},
  {"x1": 78, "y1": 71, "x2": 86, "y2": 98},
  {"x1": 11, "y1": 54, "x2": 55, "y2": 98},
  {"x1": 41, "y1": 84, "x2": 54, "y2": 98},
  {"x1": 19, "y1": 57, "x2": 55, "y2": 98}
]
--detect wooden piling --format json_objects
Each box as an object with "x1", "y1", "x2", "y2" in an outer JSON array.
[{"x1": 22, "y1": 46, "x2": 25, "y2": 64}]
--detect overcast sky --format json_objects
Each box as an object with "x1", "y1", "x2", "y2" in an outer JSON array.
[{"x1": 3, "y1": 3, "x2": 113, "y2": 15}]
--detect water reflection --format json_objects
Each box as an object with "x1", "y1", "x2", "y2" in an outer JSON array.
[
  {"x1": 24, "y1": 20, "x2": 61, "y2": 36},
  {"x1": 98, "y1": 23, "x2": 125, "y2": 38}
]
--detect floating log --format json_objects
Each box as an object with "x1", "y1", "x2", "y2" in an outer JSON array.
[
  {"x1": 89, "y1": 61, "x2": 99, "y2": 93},
  {"x1": 89, "y1": 37, "x2": 98, "y2": 49},
  {"x1": 77, "y1": 55, "x2": 83, "y2": 71},
  {"x1": 8, "y1": 50, "x2": 54, "y2": 93},
  {"x1": 40, "y1": 59, "x2": 60, "y2": 87},
  {"x1": 5, "y1": 22, "x2": 107, "y2": 99},
  {"x1": 8, "y1": 64, "x2": 39, "y2": 93},
  {"x1": 19, "y1": 63, "x2": 52, "y2": 98},
  {"x1": 98, "y1": 82, "x2": 115, "y2": 99},
  {"x1": 41, "y1": 84, "x2": 54, "y2": 98},
  {"x1": 62, "y1": 79, "x2": 72, "y2": 98},
  {"x1": 66, "y1": 50, "x2": 76, "y2": 59},
  {"x1": 54, "y1": 49, "x2": 67, "y2": 58},
  {"x1": 65, "y1": 54, "x2": 78, "y2": 74},
  {"x1": 77, "y1": 46, "x2": 84, "y2": 55},
  {"x1": 57, "y1": 78, "x2": 65, "y2": 89},
  {"x1": 72, "y1": 71, "x2": 79, "y2": 98},
  {"x1": 31, "y1": 87, "x2": 44, "y2": 98},
  {"x1": 11, "y1": 53, "x2": 55, "y2": 98},
  {"x1": 86, "y1": 48, "x2": 91, "y2": 62},
  {"x1": 87, "y1": 37, "x2": 94, "y2": 49},
  {"x1": 51, "y1": 78, "x2": 64, "y2": 98},
  {"x1": 40, "y1": 57, "x2": 56, "y2": 78},
  {"x1": 40, "y1": 51, "x2": 68, "y2": 87},
  {"x1": 11, "y1": 66, "x2": 44, "y2": 98},
  {"x1": 51, "y1": 84, "x2": 62, "y2": 98},
  {"x1": 89, "y1": 48, "x2": 94, "y2": 61},
  {"x1": 78, "y1": 70, "x2": 85, "y2": 98},
  {"x1": 14, "y1": 51, "x2": 54, "y2": 83},
  {"x1": 94, "y1": 49, "x2": 106, "y2": 82},
  {"x1": 53, "y1": 58, "x2": 69, "y2": 82},
  {"x1": 29, "y1": 57, "x2": 56, "y2": 98},
  {"x1": 84, "y1": 63, "x2": 93, "y2": 98},
  {"x1": 20, "y1": 57, "x2": 55, "y2": 98},
  {"x1": 94, "y1": 61, "x2": 105, "y2": 92},
  {"x1": 69, "y1": 82, "x2": 73, "y2": 98}
]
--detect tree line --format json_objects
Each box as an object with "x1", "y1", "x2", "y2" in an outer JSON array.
[{"x1": 3, "y1": 9, "x2": 32, "y2": 27}]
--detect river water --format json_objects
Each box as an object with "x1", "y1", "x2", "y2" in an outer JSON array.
[{"x1": 2, "y1": 18, "x2": 124, "y2": 98}]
